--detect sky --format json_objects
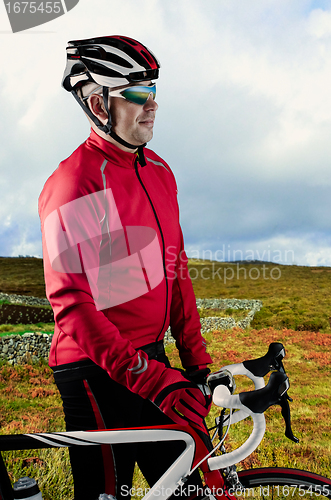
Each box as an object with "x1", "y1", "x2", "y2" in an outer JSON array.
[{"x1": 1, "y1": 0, "x2": 331, "y2": 266}]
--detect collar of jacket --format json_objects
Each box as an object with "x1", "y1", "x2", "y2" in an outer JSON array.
[{"x1": 86, "y1": 128, "x2": 142, "y2": 169}]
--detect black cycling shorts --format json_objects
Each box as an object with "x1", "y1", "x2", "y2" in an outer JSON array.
[{"x1": 53, "y1": 342, "x2": 204, "y2": 500}]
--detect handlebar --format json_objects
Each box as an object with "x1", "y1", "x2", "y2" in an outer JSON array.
[
  {"x1": 208, "y1": 384, "x2": 267, "y2": 470},
  {"x1": 205, "y1": 343, "x2": 298, "y2": 471},
  {"x1": 207, "y1": 342, "x2": 286, "y2": 393}
]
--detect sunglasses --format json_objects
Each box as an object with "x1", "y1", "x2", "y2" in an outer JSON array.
[
  {"x1": 82, "y1": 83, "x2": 157, "y2": 106},
  {"x1": 109, "y1": 83, "x2": 157, "y2": 105}
]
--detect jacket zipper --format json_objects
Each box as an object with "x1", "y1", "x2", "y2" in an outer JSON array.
[{"x1": 134, "y1": 158, "x2": 169, "y2": 342}]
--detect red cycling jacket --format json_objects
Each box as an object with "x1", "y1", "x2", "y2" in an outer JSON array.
[{"x1": 38, "y1": 129, "x2": 212, "y2": 399}]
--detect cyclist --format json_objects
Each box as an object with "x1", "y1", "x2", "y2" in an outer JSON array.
[{"x1": 38, "y1": 35, "x2": 212, "y2": 500}]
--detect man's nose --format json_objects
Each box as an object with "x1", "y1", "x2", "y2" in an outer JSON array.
[{"x1": 143, "y1": 94, "x2": 158, "y2": 111}]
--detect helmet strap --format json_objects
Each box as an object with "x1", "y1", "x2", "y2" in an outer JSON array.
[
  {"x1": 102, "y1": 87, "x2": 147, "y2": 167},
  {"x1": 71, "y1": 88, "x2": 147, "y2": 167}
]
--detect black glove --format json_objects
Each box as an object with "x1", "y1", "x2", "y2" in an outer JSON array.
[{"x1": 185, "y1": 364, "x2": 211, "y2": 385}]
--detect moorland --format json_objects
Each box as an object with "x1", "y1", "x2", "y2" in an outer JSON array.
[{"x1": 0, "y1": 257, "x2": 330, "y2": 499}]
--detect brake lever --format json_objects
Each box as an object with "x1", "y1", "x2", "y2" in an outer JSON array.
[
  {"x1": 237, "y1": 371, "x2": 298, "y2": 443},
  {"x1": 277, "y1": 372, "x2": 299, "y2": 443},
  {"x1": 243, "y1": 342, "x2": 286, "y2": 377},
  {"x1": 279, "y1": 393, "x2": 299, "y2": 443}
]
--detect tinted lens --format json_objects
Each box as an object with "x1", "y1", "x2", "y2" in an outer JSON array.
[{"x1": 121, "y1": 84, "x2": 156, "y2": 105}]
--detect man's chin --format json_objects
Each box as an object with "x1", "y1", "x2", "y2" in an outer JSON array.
[{"x1": 137, "y1": 131, "x2": 153, "y2": 145}]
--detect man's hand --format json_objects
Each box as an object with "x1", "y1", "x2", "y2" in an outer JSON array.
[
  {"x1": 148, "y1": 367, "x2": 211, "y2": 427},
  {"x1": 184, "y1": 364, "x2": 211, "y2": 385},
  {"x1": 184, "y1": 365, "x2": 212, "y2": 418}
]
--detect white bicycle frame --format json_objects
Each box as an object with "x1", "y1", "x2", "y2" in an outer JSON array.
[
  {"x1": 0, "y1": 358, "x2": 277, "y2": 500},
  {"x1": 25, "y1": 428, "x2": 196, "y2": 500},
  {"x1": 20, "y1": 360, "x2": 269, "y2": 499}
]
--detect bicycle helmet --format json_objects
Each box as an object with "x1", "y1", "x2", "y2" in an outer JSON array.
[{"x1": 62, "y1": 35, "x2": 160, "y2": 160}]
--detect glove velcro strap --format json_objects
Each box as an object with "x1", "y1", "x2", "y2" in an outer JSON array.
[
  {"x1": 185, "y1": 365, "x2": 209, "y2": 372},
  {"x1": 185, "y1": 367, "x2": 211, "y2": 385},
  {"x1": 154, "y1": 381, "x2": 196, "y2": 407},
  {"x1": 178, "y1": 394, "x2": 206, "y2": 416}
]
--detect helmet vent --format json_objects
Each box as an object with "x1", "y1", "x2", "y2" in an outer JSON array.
[
  {"x1": 119, "y1": 36, "x2": 138, "y2": 46},
  {"x1": 82, "y1": 46, "x2": 133, "y2": 69},
  {"x1": 141, "y1": 49, "x2": 155, "y2": 65},
  {"x1": 83, "y1": 48, "x2": 102, "y2": 59},
  {"x1": 129, "y1": 68, "x2": 159, "y2": 82},
  {"x1": 71, "y1": 62, "x2": 87, "y2": 74},
  {"x1": 86, "y1": 60, "x2": 123, "y2": 78},
  {"x1": 106, "y1": 53, "x2": 133, "y2": 68}
]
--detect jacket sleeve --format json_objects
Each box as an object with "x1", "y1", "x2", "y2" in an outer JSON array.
[
  {"x1": 169, "y1": 229, "x2": 212, "y2": 369},
  {"x1": 38, "y1": 164, "x2": 171, "y2": 400}
]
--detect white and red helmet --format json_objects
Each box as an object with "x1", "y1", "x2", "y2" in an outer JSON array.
[{"x1": 62, "y1": 35, "x2": 160, "y2": 92}]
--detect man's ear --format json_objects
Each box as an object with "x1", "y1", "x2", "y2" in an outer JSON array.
[{"x1": 88, "y1": 94, "x2": 108, "y2": 124}]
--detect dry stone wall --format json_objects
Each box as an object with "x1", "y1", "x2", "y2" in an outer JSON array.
[
  {"x1": 0, "y1": 333, "x2": 52, "y2": 365},
  {"x1": 0, "y1": 293, "x2": 262, "y2": 364}
]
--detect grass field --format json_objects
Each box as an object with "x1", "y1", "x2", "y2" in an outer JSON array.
[
  {"x1": 1, "y1": 257, "x2": 331, "y2": 332},
  {"x1": 0, "y1": 257, "x2": 330, "y2": 499},
  {"x1": 187, "y1": 259, "x2": 331, "y2": 332}
]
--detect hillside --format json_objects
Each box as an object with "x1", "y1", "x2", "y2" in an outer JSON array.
[
  {"x1": 187, "y1": 259, "x2": 331, "y2": 332},
  {"x1": 1, "y1": 257, "x2": 331, "y2": 332},
  {"x1": 0, "y1": 257, "x2": 330, "y2": 497}
]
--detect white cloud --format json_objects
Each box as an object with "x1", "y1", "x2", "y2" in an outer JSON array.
[
  {"x1": 308, "y1": 7, "x2": 331, "y2": 37},
  {"x1": 10, "y1": 233, "x2": 41, "y2": 258},
  {"x1": 1, "y1": 0, "x2": 331, "y2": 266},
  {"x1": 186, "y1": 233, "x2": 331, "y2": 267},
  {"x1": 304, "y1": 248, "x2": 331, "y2": 266}
]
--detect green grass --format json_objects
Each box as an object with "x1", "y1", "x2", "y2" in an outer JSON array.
[
  {"x1": 168, "y1": 327, "x2": 331, "y2": 476},
  {"x1": 0, "y1": 323, "x2": 54, "y2": 336},
  {"x1": 188, "y1": 260, "x2": 331, "y2": 332},
  {"x1": 0, "y1": 257, "x2": 46, "y2": 298},
  {"x1": 197, "y1": 307, "x2": 245, "y2": 319},
  {"x1": 0, "y1": 328, "x2": 329, "y2": 499},
  {"x1": 0, "y1": 362, "x2": 73, "y2": 499},
  {"x1": 0, "y1": 301, "x2": 51, "y2": 309},
  {"x1": 0, "y1": 257, "x2": 330, "y2": 498},
  {"x1": 2, "y1": 257, "x2": 331, "y2": 332}
]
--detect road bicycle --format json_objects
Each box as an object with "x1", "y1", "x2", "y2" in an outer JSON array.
[{"x1": 0, "y1": 343, "x2": 330, "y2": 500}]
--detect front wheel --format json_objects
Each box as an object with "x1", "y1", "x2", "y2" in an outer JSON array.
[{"x1": 237, "y1": 468, "x2": 331, "y2": 499}]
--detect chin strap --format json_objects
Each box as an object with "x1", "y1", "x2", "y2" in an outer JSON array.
[{"x1": 71, "y1": 87, "x2": 147, "y2": 167}]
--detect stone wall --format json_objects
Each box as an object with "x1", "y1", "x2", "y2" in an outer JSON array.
[
  {"x1": 0, "y1": 332, "x2": 52, "y2": 365},
  {"x1": 197, "y1": 298, "x2": 262, "y2": 331},
  {"x1": 0, "y1": 295, "x2": 262, "y2": 365}
]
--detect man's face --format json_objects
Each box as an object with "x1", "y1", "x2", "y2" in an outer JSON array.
[{"x1": 109, "y1": 81, "x2": 158, "y2": 146}]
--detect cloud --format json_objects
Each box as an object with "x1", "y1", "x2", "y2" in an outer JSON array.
[{"x1": 1, "y1": 0, "x2": 331, "y2": 266}]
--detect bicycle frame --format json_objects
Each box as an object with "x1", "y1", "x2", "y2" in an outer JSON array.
[
  {"x1": 0, "y1": 424, "x2": 232, "y2": 500},
  {"x1": 0, "y1": 343, "x2": 300, "y2": 500}
]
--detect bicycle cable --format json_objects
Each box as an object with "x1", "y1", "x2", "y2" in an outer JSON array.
[{"x1": 185, "y1": 408, "x2": 234, "y2": 478}]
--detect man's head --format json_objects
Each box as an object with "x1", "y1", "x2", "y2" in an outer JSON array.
[
  {"x1": 81, "y1": 80, "x2": 158, "y2": 149},
  {"x1": 62, "y1": 35, "x2": 160, "y2": 153}
]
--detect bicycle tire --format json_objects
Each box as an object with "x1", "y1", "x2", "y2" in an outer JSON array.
[{"x1": 237, "y1": 468, "x2": 331, "y2": 499}]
